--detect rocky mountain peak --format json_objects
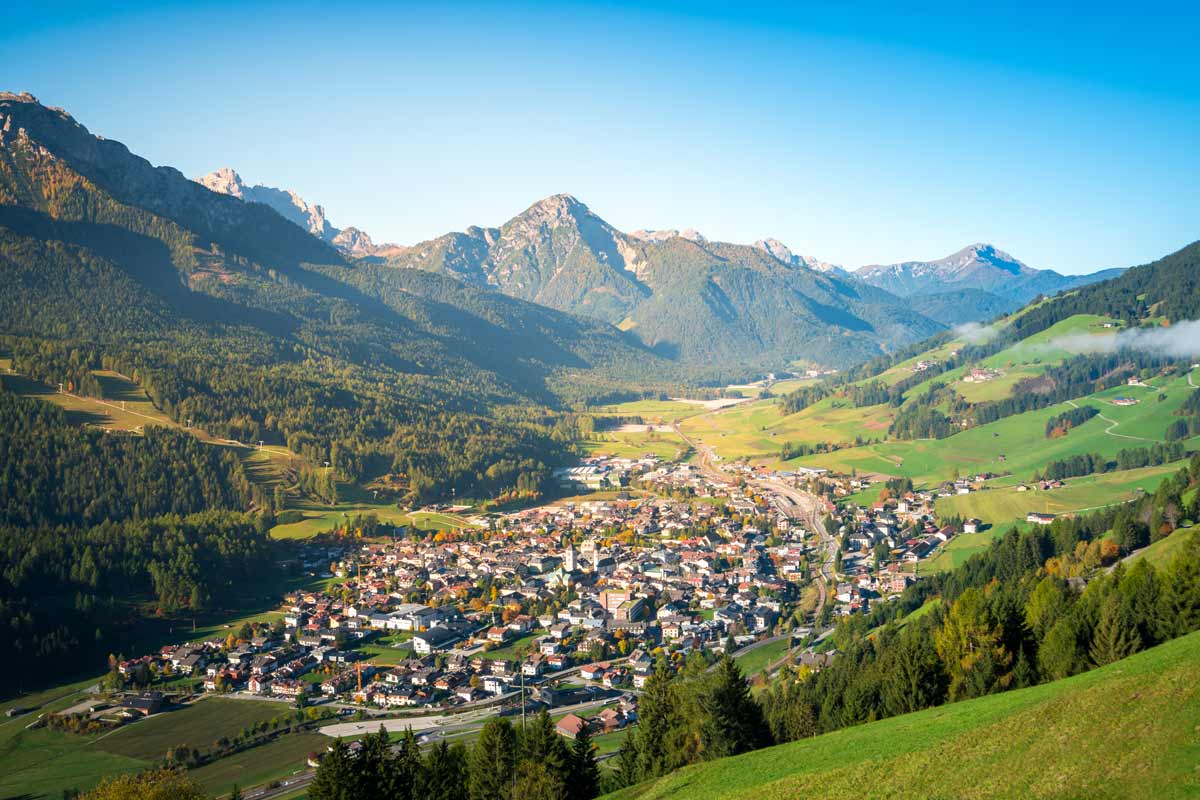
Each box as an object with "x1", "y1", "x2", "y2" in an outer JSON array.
[
  {"x1": 196, "y1": 167, "x2": 246, "y2": 198},
  {"x1": 754, "y1": 237, "x2": 795, "y2": 264},
  {"x1": 629, "y1": 228, "x2": 708, "y2": 244},
  {"x1": 192, "y1": 166, "x2": 398, "y2": 257},
  {"x1": 517, "y1": 193, "x2": 592, "y2": 226}
]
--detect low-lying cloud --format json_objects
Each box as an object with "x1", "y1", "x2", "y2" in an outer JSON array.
[
  {"x1": 953, "y1": 322, "x2": 998, "y2": 344},
  {"x1": 1050, "y1": 319, "x2": 1200, "y2": 358}
]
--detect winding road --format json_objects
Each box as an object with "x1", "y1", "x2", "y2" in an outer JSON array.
[{"x1": 1064, "y1": 399, "x2": 1154, "y2": 442}]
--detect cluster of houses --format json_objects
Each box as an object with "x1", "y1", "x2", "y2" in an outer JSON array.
[
  {"x1": 106, "y1": 469, "x2": 830, "y2": 711},
  {"x1": 106, "y1": 448, "x2": 1040, "y2": 720}
]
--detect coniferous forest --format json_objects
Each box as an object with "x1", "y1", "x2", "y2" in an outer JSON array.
[{"x1": 0, "y1": 386, "x2": 272, "y2": 684}]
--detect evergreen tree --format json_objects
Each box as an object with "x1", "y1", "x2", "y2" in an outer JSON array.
[
  {"x1": 1038, "y1": 613, "x2": 1089, "y2": 680},
  {"x1": 610, "y1": 735, "x2": 640, "y2": 791},
  {"x1": 762, "y1": 673, "x2": 818, "y2": 744},
  {"x1": 394, "y1": 728, "x2": 425, "y2": 800},
  {"x1": 512, "y1": 761, "x2": 561, "y2": 800},
  {"x1": 520, "y1": 709, "x2": 570, "y2": 785},
  {"x1": 1119, "y1": 559, "x2": 1163, "y2": 647},
  {"x1": 634, "y1": 660, "x2": 681, "y2": 780},
  {"x1": 880, "y1": 626, "x2": 946, "y2": 716},
  {"x1": 424, "y1": 741, "x2": 469, "y2": 800},
  {"x1": 356, "y1": 726, "x2": 394, "y2": 799},
  {"x1": 1089, "y1": 593, "x2": 1140, "y2": 666},
  {"x1": 229, "y1": 786, "x2": 243, "y2": 800},
  {"x1": 309, "y1": 739, "x2": 357, "y2": 800},
  {"x1": 1160, "y1": 532, "x2": 1200, "y2": 638},
  {"x1": 469, "y1": 717, "x2": 518, "y2": 800},
  {"x1": 700, "y1": 655, "x2": 771, "y2": 759},
  {"x1": 566, "y1": 724, "x2": 600, "y2": 800}
]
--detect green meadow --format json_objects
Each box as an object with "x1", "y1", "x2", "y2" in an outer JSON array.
[
  {"x1": 583, "y1": 428, "x2": 690, "y2": 460},
  {"x1": 935, "y1": 461, "x2": 1185, "y2": 524},
  {"x1": 789, "y1": 372, "x2": 1197, "y2": 485},
  {"x1": 0, "y1": 696, "x2": 314, "y2": 799},
  {"x1": 608, "y1": 630, "x2": 1200, "y2": 800}
]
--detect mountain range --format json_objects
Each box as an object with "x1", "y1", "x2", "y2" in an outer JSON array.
[
  {"x1": 196, "y1": 169, "x2": 1120, "y2": 364},
  {"x1": 2, "y1": 91, "x2": 1122, "y2": 382},
  {"x1": 0, "y1": 91, "x2": 675, "y2": 425},
  {"x1": 855, "y1": 242, "x2": 1124, "y2": 308},
  {"x1": 366, "y1": 194, "x2": 949, "y2": 367}
]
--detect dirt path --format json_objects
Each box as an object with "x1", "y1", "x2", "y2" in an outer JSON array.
[{"x1": 1065, "y1": 399, "x2": 1155, "y2": 442}]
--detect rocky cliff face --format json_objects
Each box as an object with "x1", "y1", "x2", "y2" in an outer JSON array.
[
  {"x1": 197, "y1": 167, "x2": 334, "y2": 240},
  {"x1": 195, "y1": 166, "x2": 398, "y2": 257},
  {"x1": 0, "y1": 92, "x2": 341, "y2": 272}
]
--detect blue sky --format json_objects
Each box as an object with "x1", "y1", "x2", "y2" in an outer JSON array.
[{"x1": 3, "y1": 1, "x2": 1198, "y2": 273}]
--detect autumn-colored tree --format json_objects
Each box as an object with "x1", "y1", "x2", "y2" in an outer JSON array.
[
  {"x1": 935, "y1": 587, "x2": 1012, "y2": 700},
  {"x1": 80, "y1": 769, "x2": 207, "y2": 800}
]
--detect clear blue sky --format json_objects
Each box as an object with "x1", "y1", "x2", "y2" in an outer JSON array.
[{"x1": 3, "y1": 1, "x2": 1198, "y2": 273}]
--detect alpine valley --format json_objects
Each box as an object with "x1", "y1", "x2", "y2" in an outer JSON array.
[{"x1": 2, "y1": 88, "x2": 1199, "y2": 800}]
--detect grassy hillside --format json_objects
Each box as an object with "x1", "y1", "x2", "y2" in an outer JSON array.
[
  {"x1": 609, "y1": 630, "x2": 1200, "y2": 800},
  {"x1": 788, "y1": 371, "x2": 1198, "y2": 484}
]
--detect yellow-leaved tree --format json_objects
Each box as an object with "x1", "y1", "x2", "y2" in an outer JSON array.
[{"x1": 80, "y1": 770, "x2": 208, "y2": 800}]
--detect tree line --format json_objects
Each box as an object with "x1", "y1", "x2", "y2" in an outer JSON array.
[
  {"x1": 1035, "y1": 441, "x2": 1187, "y2": 481},
  {"x1": 309, "y1": 709, "x2": 600, "y2": 800},
  {"x1": 1044, "y1": 405, "x2": 1099, "y2": 437}
]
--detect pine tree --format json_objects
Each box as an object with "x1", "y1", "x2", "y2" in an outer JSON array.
[
  {"x1": 469, "y1": 717, "x2": 517, "y2": 800},
  {"x1": 634, "y1": 660, "x2": 680, "y2": 779},
  {"x1": 880, "y1": 627, "x2": 946, "y2": 716},
  {"x1": 424, "y1": 741, "x2": 468, "y2": 800},
  {"x1": 1089, "y1": 592, "x2": 1140, "y2": 666},
  {"x1": 610, "y1": 735, "x2": 639, "y2": 791},
  {"x1": 520, "y1": 710, "x2": 569, "y2": 785},
  {"x1": 229, "y1": 785, "x2": 243, "y2": 800},
  {"x1": 1160, "y1": 531, "x2": 1200, "y2": 638},
  {"x1": 356, "y1": 725, "x2": 393, "y2": 799},
  {"x1": 1119, "y1": 559, "x2": 1163, "y2": 647},
  {"x1": 394, "y1": 728, "x2": 425, "y2": 800},
  {"x1": 566, "y1": 725, "x2": 600, "y2": 800},
  {"x1": 308, "y1": 739, "x2": 357, "y2": 800},
  {"x1": 699, "y1": 655, "x2": 771, "y2": 759},
  {"x1": 1038, "y1": 612, "x2": 1089, "y2": 680}
]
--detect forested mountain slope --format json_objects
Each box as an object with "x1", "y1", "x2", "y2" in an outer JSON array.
[
  {"x1": 0, "y1": 384, "x2": 272, "y2": 685},
  {"x1": 0, "y1": 91, "x2": 678, "y2": 499}
]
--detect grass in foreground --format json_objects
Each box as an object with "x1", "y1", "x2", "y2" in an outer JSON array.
[{"x1": 608, "y1": 630, "x2": 1200, "y2": 800}]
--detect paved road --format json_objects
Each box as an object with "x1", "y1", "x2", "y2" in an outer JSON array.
[
  {"x1": 242, "y1": 771, "x2": 313, "y2": 800},
  {"x1": 318, "y1": 694, "x2": 619, "y2": 738}
]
